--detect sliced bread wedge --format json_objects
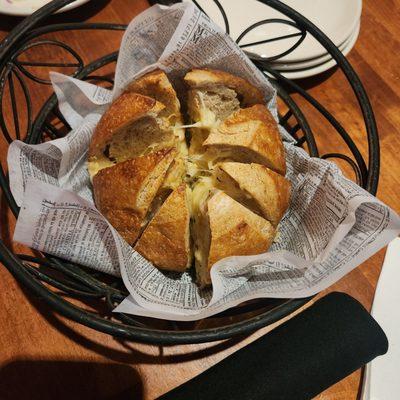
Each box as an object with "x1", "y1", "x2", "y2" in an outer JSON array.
[
  {"x1": 203, "y1": 104, "x2": 286, "y2": 175},
  {"x1": 134, "y1": 184, "x2": 192, "y2": 271},
  {"x1": 195, "y1": 191, "x2": 275, "y2": 287},
  {"x1": 92, "y1": 148, "x2": 175, "y2": 245},
  {"x1": 215, "y1": 162, "x2": 291, "y2": 226}
]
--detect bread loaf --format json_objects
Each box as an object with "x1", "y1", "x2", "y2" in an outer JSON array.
[{"x1": 88, "y1": 68, "x2": 291, "y2": 286}]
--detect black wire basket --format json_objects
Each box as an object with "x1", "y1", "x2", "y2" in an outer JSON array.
[{"x1": 0, "y1": 0, "x2": 379, "y2": 344}]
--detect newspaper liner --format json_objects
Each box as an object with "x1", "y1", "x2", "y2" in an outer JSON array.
[{"x1": 8, "y1": 3, "x2": 400, "y2": 321}]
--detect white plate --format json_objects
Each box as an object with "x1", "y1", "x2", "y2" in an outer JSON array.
[
  {"x1": 192, "y1": 0, "x2": 362, "y2": 62},
  {"x1": 0, "y1": 0, "x2": 90, "y2": 16},
  {"x1": 271, "y1": 20, "x2": 358, "y2": 71},
  {"x1": 273, "y1": 20, "x2": 360, "y2": 79}
]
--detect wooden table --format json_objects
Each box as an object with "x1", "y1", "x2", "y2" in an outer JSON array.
[{"x1": 0, "y1": 1, "x2": 399, "y2": 399}]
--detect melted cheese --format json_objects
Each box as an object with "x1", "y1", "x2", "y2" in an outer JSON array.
[
  {"x1": 194, "y1": 248, "x2": 204, "y2": 262},
  {"x1": 185, "y1": 185, "x2": 193, "y2": 215},
  {"x1": 191, "y1": 177, "x2": 214, "y2": 213},
  {"x1": 87, "y1": 156, "x2": 114, "y2": 180},
  {"x1": 175, "y1": 113, "x2": 219, "y2": 130},
  {"x1": 191, "y1": 177, "x2": 214, "y2": 268},
  {"x1": 187, "y1": 159, "x2": 199, "y2": 178},
  {"x1": 188, "y1": 148, "x2": 233, "y2": 175},
  {"x1": 176, "y1": 122, "x2": 203, "y2": 129},
  {"x1": 163, "y1": 157, "x2": 186, "y2": 190},
  {"x1": 178, "y1": 140, "x2": 189, "y2": 157},
  {"x1": 199, "y1": 106, "x2": 218, "y2": 129},
  {"x1": 173, "y1": 126, "x2": 186, "y2": 141},
  {"x1": 197, "y1": 92, "x2": 220, "y2": 130}
]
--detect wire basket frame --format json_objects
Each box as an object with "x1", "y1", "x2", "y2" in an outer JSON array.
[{"x1": 0, "y1": 0, "x2": 379, "y2": 344}]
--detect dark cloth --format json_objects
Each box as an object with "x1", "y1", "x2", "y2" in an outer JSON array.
[{"x1": 159, "y1": 292, "x2": 388, "y2": 400}]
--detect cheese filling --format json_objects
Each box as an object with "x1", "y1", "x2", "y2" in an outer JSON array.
[
  {"x1": 87, "y1": 155, "x2": 114, "y2": 180},
  {"x1": 191, "y1": 176, "x2": 213, "y2": 284},
  {"x1": 191, "y1": 176, "x2": 214, "y2": 213}
]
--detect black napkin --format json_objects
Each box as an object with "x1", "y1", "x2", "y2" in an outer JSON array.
[{"x1": 158, "y1": 292, "x2": 388, "y2": 400}]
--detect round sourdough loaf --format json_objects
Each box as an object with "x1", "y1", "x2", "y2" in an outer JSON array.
[{"x1": 88, "y1": 69, "x2": 291, "y2": 286}]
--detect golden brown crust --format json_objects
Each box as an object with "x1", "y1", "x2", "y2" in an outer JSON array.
[
  {"x1": 204, "y1": 104, "x2": 286, "y2": 175},
  {"x1": 184, "y1": 68, "x2": 264, "y2": 106},
  {"x1": 217, "y1": 162, "x2": 291, "y2": 226},
  {"x1": 134, "y1": 184, "x2": 191, "y2": 271},
  {"x1": 89, "y1": 92, "x2": 165, "y2": 159},
  {"x1": 200, "y1": 191, "x2": 275, "y2": 286},
  {"x1": 126, "y1": 69, "x2": 182, "y2": 122},
  {"x1": 92, "y1": 148, "x2": 175, "y2": 245}
]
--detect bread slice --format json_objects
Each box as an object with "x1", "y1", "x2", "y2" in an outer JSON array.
[
  {"x1": 124, "y1": 70, "x2": 188, "y2": 191},
  {"x1": 184, "y1": 68, "x2": 264, "y2": 108},
  {"x1": 215, "y1": 162, "x2": 291, "y2": 226},
  {"x1": 134, "y1": 184, "x2": 192, "y2": 271},
  {"x1": 126, "y1": 69, "x2": 182, "y2": 125},
  {"x1": 185, "y1": 68, "x2": 264, "y2": 155},
  {"x1": 203, "y1": 104, "x2": 286, "y2": 175},
  {"x1": 87, "y1": 92, "x2": 173, "y2": 178},
  {"x1": 187, "y1": 86, "x2": 239, "y2": 129},
  {"x1": 125, "y1": 69, "x2": 186, "y2": 151},
  {"x1": 186, "y1": 85, "x2": 238, "y2": 156},
  {"x1": 88, "y1": 75, "x2": 188, "y2": 187},
  {"x1": 195, "y1": 191, "x2": 275, "y2": 287},
  {"x1": 92, "y1": 148, "x2": 175, "y2": 245},
  {"x1": 89, "y1": 92, "x2": 165, "y2": 160}
]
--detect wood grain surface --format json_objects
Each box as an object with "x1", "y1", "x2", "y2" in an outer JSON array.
[{"x1": 0, "y1": 1, "x2": 399, "y2": 399}]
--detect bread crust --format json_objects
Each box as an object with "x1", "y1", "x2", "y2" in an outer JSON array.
[
  {"x1": 134, "y1": 184, "x2": 191, "y2": 271},
  {"x1": 198, "y1": 191, "x2": 275, "y2": 286},
  {"x1": 204, "y1": 104, "x2": 286, "y2": 174},
  {"x1": 89, "y1": 92, "x2": 165, "y2": 159},
  {"x1": 218, "y1": 162, "x2": 291, "y2": 226},
  {"x1": 126, "y1": 69, "x2": 182, "y2": 122},
  {"x1": 184, "y1": 68, "x2": 264, "y2": 106},
  {"x1": 92, "y1": 148, "x2": 175, "y2": 245}
]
